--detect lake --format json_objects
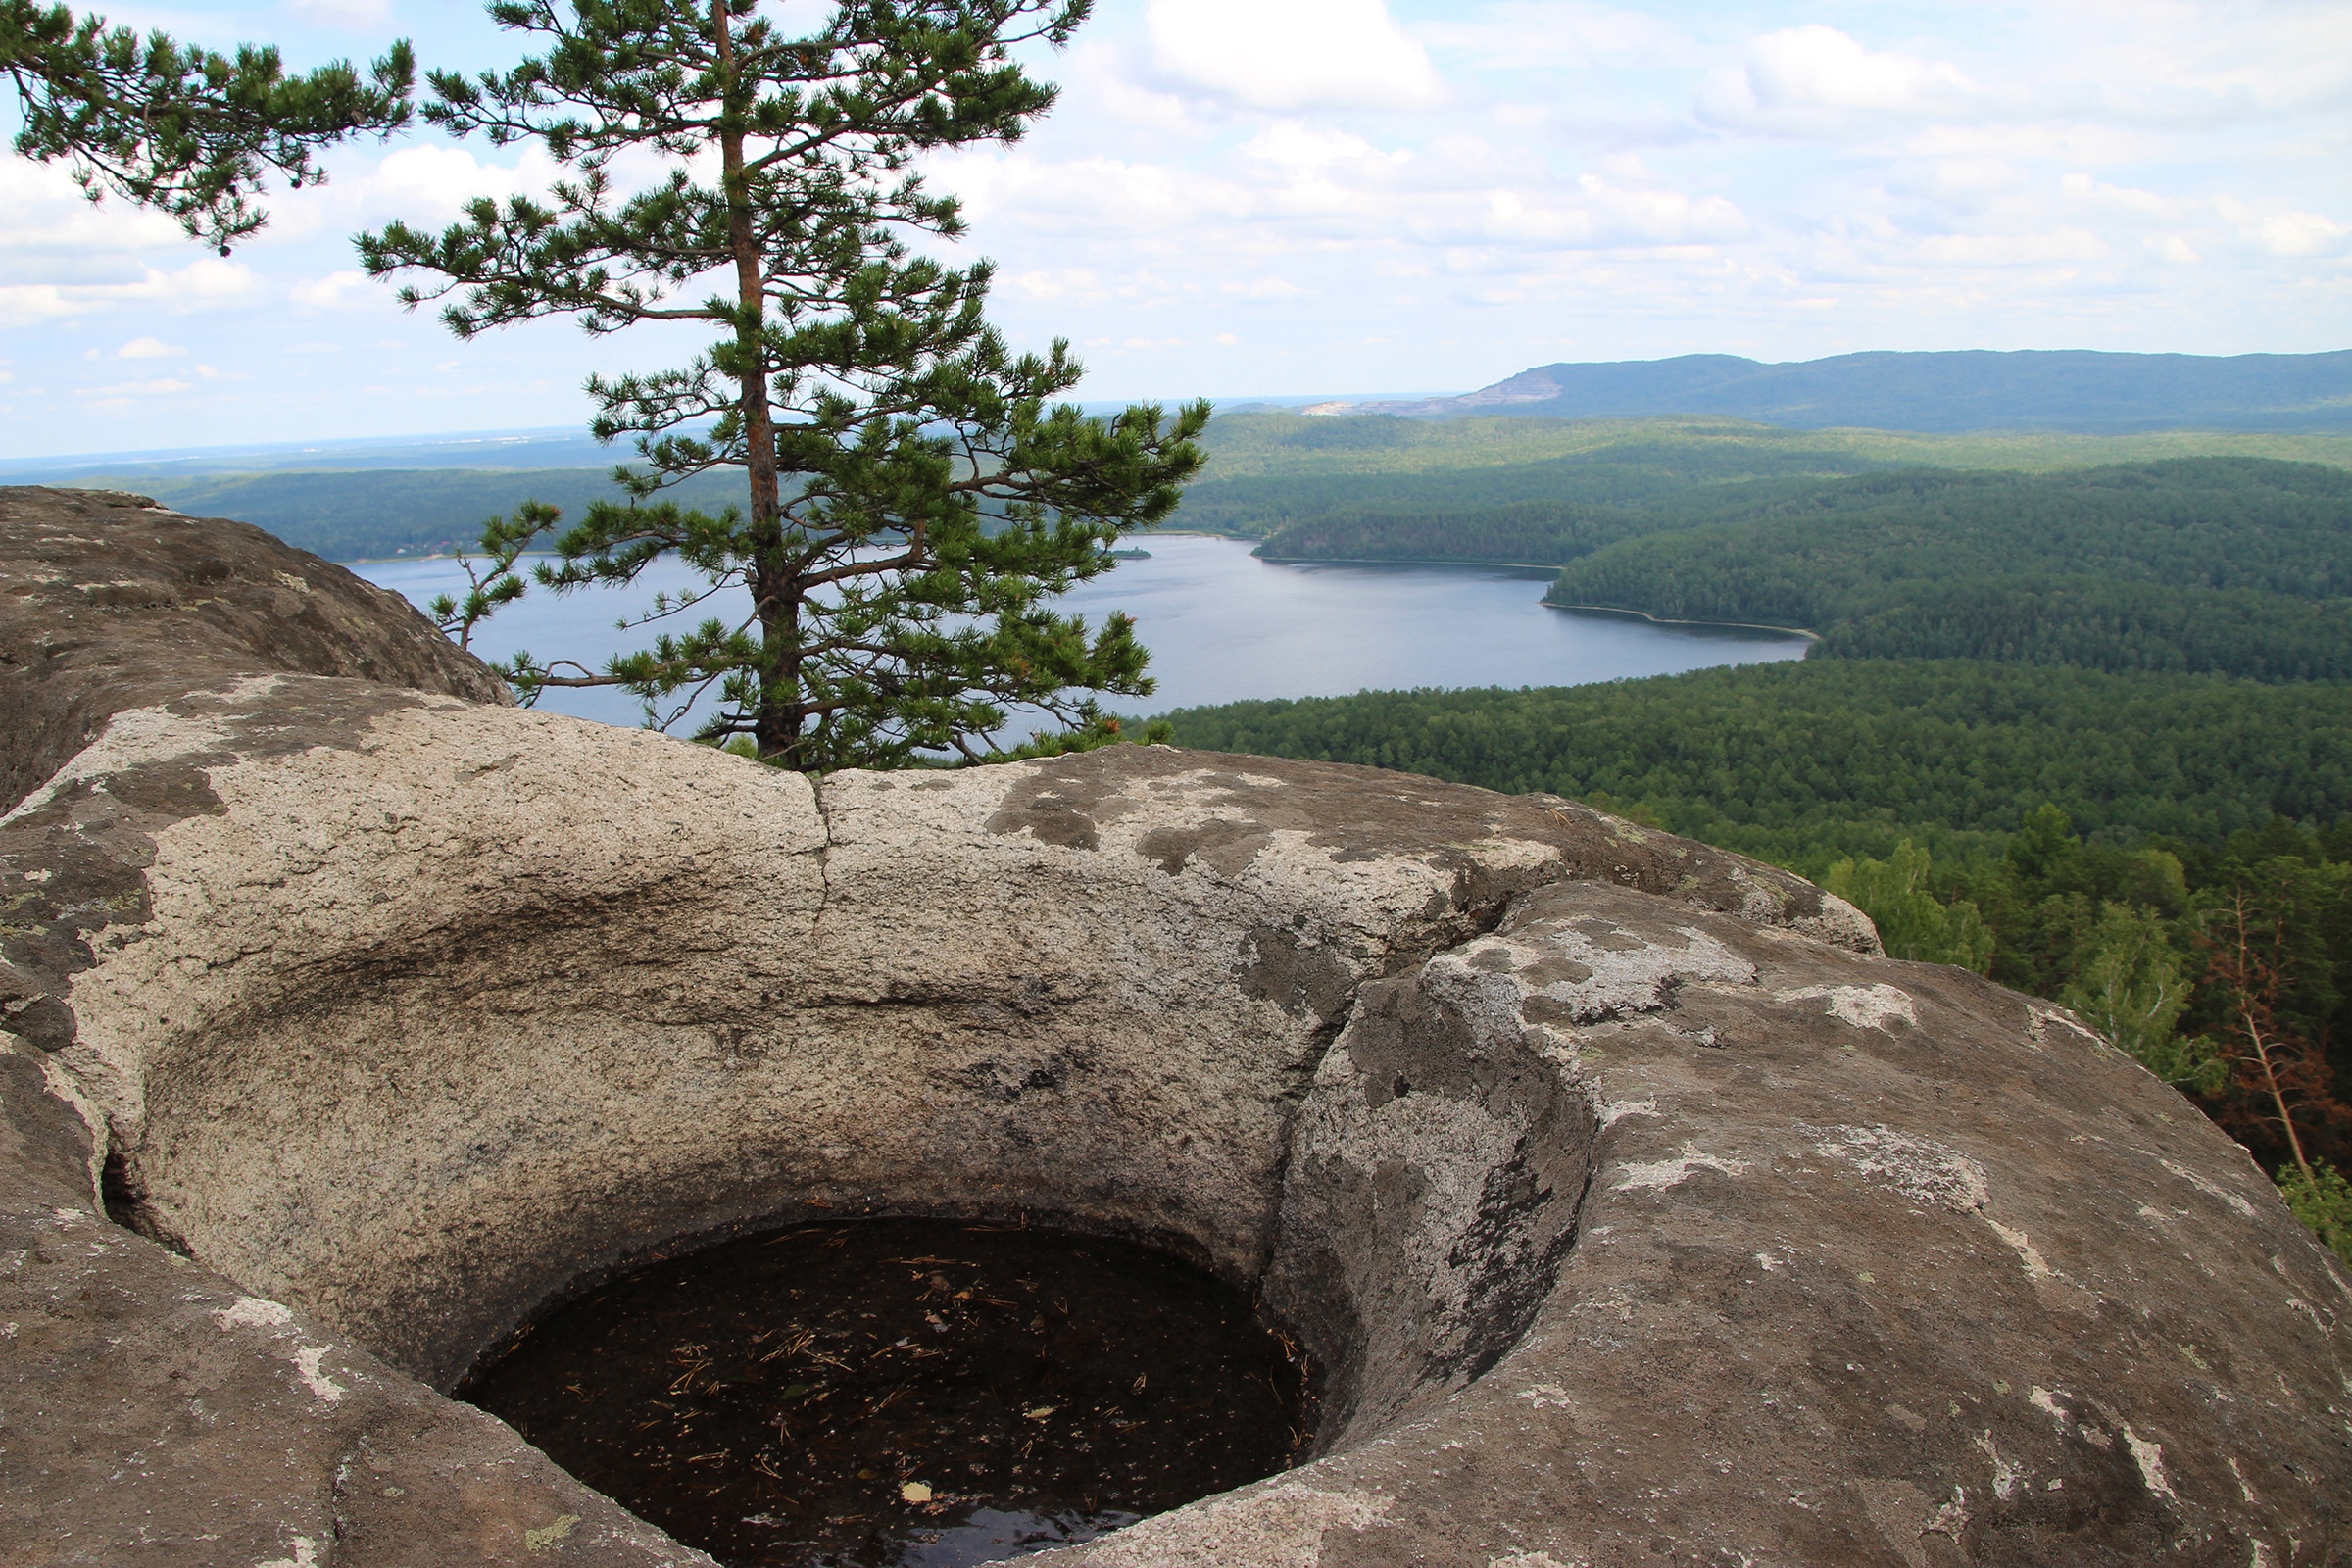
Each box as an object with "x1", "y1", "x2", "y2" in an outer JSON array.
[{"x1": 354, "y1": 534, "x2": 1808, "y2": 734}]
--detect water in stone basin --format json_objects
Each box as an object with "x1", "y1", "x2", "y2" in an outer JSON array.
[{"x1": 462, "y1": 1220, "x2": 1319, "y2": 1567}]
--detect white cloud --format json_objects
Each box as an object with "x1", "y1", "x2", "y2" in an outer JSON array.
[
  {"x1": 1910, "y1": 229, "x2": 2108, "y2": 267},
  {"x1": 344, "y1": 143, "x2": 573, "y2": 228},
  {"x1": 1469, "y1": 174, "x2": 1751, "y2": 251},
  {"x1": 1147, "y1": 0, "x2": 1446, "y2": 111},
  {"x1": 1242, "y1": 122, "x2": 1390, "y2": 172},
  {"x1": 2253, "y1": 211, "x2": 2348, "y2": 257},
  {"x1": 2060, "y1": 172, "x2": 2184, "y2": 220},
  {"x1": 77, "y1": 376, "x2": 197, "y2": 398},
  {"x1": 1419, "y1": 2, "x2": 1691, "y2": 71},
  {"x1": 0, "y1": 257, "x2": 253, "y2": 327},
  {"x1": 1700, "y1": 26, "x2": 1979, "y2": 136},
  {"x1": 290, "y1": 270, "x2": 378, "y2": 310},
  {"x1": 283, "y1": 0, "x2": 389, "y2": 24},
  {"x1": 0, "y1": 157, "x2": 187, "y2": 261},
  {"x1": 1008, "y1": 268, "x2": 1112, "y2": 303},
  {"x1": 117, "y1": 336, "x2": 183, "y2": 359}
]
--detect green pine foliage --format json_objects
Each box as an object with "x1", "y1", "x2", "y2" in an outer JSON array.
[
  {"x1": 363, "y1": 0, "x2": 1205, "y2": 767},
  {"x1": 2, "y1": 0, "x2": 413, "y2": 249},
  {"x1": 2278, "y1": 1163, "x2": 2352, "y2": 1267}
]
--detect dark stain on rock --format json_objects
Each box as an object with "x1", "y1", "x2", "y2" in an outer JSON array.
[
  {"x1": 1437, "y1": 1138, "x2": 1580, "y2": 1386},
  {"x1": 984, "y1": 790, "x2": 1101, "y2": 851},
  {"x1": 1237, "y1": 923, "x2": 1357, "y2": 1023},
  {"x1": 1135, "y1": 817, "x2": 1268, "y2": 876}
]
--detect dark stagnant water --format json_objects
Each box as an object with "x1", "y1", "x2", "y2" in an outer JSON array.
[{"x1": 462, "y1": 1220, "x2": 1320, "y2": 1568}]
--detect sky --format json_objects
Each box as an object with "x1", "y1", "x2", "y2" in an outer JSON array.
[{"x1": 2, "y1": 0, "x2": 2348, "y2": 456}]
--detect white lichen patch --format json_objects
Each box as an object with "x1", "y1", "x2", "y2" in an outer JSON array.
[
  {"x1": 1808, "y1": 1124, "x2": 1990, "y2": 1213},
  {"x1": 1986, "y1": 1220, "x2": 2057, "y2": 1281},
  {"x1": 257, "y1": 1537, "x2": 319, "y2": 1568},
  {"x1": 1598, "y1": 1096, "x2": 1658, "y2": 1128},
  {"x1": 1974, "y1": 1431, "x2": 2026, "y2": 1500},
  {"x1": 2122, "y1": 1426, "x2": 2178, "y2": 1502},
  {"x1": 217, "y1": 1296, "x2": 294, "y2": 1331},
  {"x1": 295, "y1": 1344, "x2": 347, "y2": 1403},
  {"x1": 0, "y1": 678, "x2": 275, "y2": 830},
  {"x1": 1430, "y1": 918, "x2": 1753, "y2": 1029},
  {"x1": 2026, "y1": 1003, "x2": 2104, "y2": 1048},
  {"x1": 1779, "y1": 983, "x2": 1916, "y2": 1031},
  {"x1": 1615, "y1": 1142, "x2": 1750, "y2": 1192}
]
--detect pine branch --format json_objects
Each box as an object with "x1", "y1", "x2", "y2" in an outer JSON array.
[{"x1": 3, "y1": 0, "x2": 413, "y2": 249}]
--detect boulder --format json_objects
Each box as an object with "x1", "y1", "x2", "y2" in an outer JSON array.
[{"x1": 3, "y1": 494, "x2": 2346, "y2": 1566}]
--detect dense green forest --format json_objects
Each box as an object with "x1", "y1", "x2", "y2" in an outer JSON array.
[
  {"x1": 1542, "y1": 460, "x2": 2352, "y2": 679},
  {"x1": 1159, "y1": 662, "x2": 2352, "y2": 872}
]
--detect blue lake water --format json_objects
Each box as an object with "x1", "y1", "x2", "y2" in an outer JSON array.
[{"x1": 354, "y1": 534, "x2": 1807, "y2": 734}]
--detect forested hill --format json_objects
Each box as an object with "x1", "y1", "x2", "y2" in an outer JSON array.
[
  {"x1": 1544, "y1": 458, "x2": 2352, "y2": 681},
  {"x1": 1187, "y1": 415, "x2": 2352, "y2": 567},
  {"x1": 1312, "y1": 348, "x2": 2352, "y2": 432}
]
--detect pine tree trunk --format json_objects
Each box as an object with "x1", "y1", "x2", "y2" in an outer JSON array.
[
  {"x1": 712, "y1": 0, "x2": 798, "y2": 762},
  {"x1": 2228, "y1": 895, "x2": 2315, "y2": 1181}
]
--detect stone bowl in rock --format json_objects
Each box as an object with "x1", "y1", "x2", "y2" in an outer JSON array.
[{"x1": 4, "y1": 487, "x2": 2348, "y2": 1567}]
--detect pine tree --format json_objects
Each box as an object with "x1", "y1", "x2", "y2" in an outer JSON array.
[
  {"x1": 360, "y1": 0, "x2": 1206, "y2": 770},
  {"x1": 3, "y1": 0, "x2": 414, "y2": 250}
]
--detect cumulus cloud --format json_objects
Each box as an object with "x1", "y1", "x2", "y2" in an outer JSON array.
[
  {"x1": 2249, "y1": 210, "x2": 2348, "y2": 257},
  {"x1": 1146, "y1": 0, "x2": 1446, "y2": 111},
  {"x1": 0, "y1": 257, "x2": 253, "y2": 327},
  {"x1": 1419, "y1": 2, "x2": 1691, "y2": 71},
  {"x1": 290, "y1": 270, "x2": 380, "y2": 310},
  {"x1": 0, "y1": 156, "x2": 185, "y2": 260},
  {"x1": 117, "y1": 336, "x2": 183, "y2": 359},
  {"x1": 1700, "y1": 25, "x2": 1980, "y2": 136}
]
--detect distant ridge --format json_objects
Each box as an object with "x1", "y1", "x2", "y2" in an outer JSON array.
[{"x1": 1299, "y1": 349, "x2": 2352, "y2": 433}]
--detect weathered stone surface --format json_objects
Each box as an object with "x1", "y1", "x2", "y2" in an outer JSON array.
[
  {"x1": 0, "y1": 485, "x2": 507, "y2": 815},
  {"x1": 4, "y1": 504, "x2": 2348, "y2": 1567}
]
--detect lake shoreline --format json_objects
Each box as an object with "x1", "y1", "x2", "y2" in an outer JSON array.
[{"x1": 357, "y1": 536, "x2": 1810, "y2": 732}]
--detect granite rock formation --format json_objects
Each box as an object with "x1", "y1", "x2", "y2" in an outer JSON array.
[{"x1": 3, "y1": 486, "x2": 2347, "y2": 1567}]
